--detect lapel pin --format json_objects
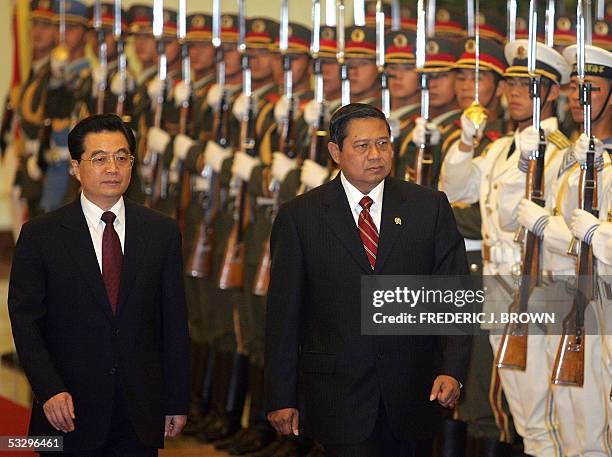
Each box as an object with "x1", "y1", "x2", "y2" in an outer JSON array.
[{"x1": 394, "y1": 217, "x2": 402, "y2": 225}]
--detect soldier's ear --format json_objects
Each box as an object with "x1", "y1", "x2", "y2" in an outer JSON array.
[
  {"x1": 495, "y1": 79, "x2": 506, "y2": 97},
  {"x1": 548, "y1": 83, "x2": 560, "y2": 102}
]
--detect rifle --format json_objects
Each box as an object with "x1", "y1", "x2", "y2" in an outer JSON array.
[
  {"x1": 144, "y1": 0, "x2": 168, "y2": 208},
  {"x1": 337, "y1": 0, "x2": 350, "y2": 106},
  {"x1": 186, "y1": 0, "x2": 227, "y2": 279},
  {"x1": 551, "y1": 0, "x2": 596, "y2": 386},
  {"x1": 94, "y1": 0, "x2": 108, "y2": 115},
  {"x1": 114, "y1": 0, "x2": 128, "y2": 119},
  {"x1": 0, "y1": 94, "x2": 14, "y2": 158},
  {"x1": 218, "y1": 0, "x2": 251, "y2": 290},
  {"x1": 496, "y1": 0, "x2": 545, "y2": 370},
  {"x1": 252, "y1": 0, "x2": 297, "y2": 296}
]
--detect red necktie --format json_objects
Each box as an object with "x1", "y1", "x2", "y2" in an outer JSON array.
[
  {"x1": 358, "y1": 196, "x2": 379, "y2": 270},
  {"x1": 101, "y1": 211, "x2": 123, "y2": 314}
]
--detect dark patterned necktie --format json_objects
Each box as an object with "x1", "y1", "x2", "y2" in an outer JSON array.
[
  {"x1": 358, "y1": 196, "x2": 379, "y2": 270},
  {"x1": 101, "y1": 211, "x2": 123, "y2": 314}
]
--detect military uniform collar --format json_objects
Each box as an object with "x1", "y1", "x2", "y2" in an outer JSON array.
[
  {"x1": 31, "y1": 56, "x2": 50, "y2": 74},
  {"x1": 138, "y1": 65, "x2": 157, "y2": 85},
  {"x1": 253, "y1": 82, "x2": 275, "y2": 98},
  {"x1": 390, "y1": 103, "x2": 419, "y2": 121},
  {"x1": 193, "y1": 73, "x2": 215, "y2": 90}
]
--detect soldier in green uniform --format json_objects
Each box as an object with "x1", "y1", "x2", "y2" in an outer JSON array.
[
  {"x1": 345, "y1": 25, "x2": 381, "y2": 105},
  {"x1": 440, "y1": 36, "x2": 517, "y2": 457},
  {"x1": 12, "y1": 0, "x2": 57, "y2": 220},
  {"x1": 40, "y1": 0, "x2": 91, "y2": 213}
]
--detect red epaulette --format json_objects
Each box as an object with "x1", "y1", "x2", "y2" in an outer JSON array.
[
  {"x1": 485, "y1": 130, "x2": 502, "y2": 142},
  {"x1": 265, "y1": 92, "x2": 280, "y2": 104},
  {"x1": 410, "y1": 113, "x2": 420, "y2": 123},
  {"x1": 453, "y1": 118, "x2": 462, "y2": 128}
]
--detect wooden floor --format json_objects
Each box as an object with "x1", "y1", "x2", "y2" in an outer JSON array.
[{"x1": 0, "y1": 232, "x2": 226, "y2": 456}]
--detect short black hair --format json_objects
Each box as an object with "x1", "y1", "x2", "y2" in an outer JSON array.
[
  {"x1": 68, "y1": 114, "x2": 136, "y2": 161},
  {"x1": 329, "y1": 103, "x2": 390, "y2": 150}
]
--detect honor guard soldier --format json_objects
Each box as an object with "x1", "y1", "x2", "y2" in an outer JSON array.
[
  {"x1": 440, "y1": 39, "x2": 572, "y2": 457},
  {"x1": 442, "y1": 35, "x2": 516, "y2": 457},
  {"x1": 40, "y1": 0, "x2": 91, "y2": 213},
  {"x1": 12, "y1": 0, "x2": 57, "y2": 220},
  {"x1": 344, "y1": 25, "x2": 381, "y2": 104},
  {"x1": 401, "y1": 36, "x2": 460, "y2": 188}
]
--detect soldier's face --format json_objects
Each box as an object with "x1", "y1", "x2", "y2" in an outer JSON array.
[
  {"x1": 321, "y1": 59, "x2": 341, "y2": 96},
  {"x1": 249, "y1": 48, "x2": 275, "y2": 82},
  {"x1": 271, "y1": 54, "x2": 283, "y2": 85},
  {"x1": 72, "y1": 131, "x2": 132, "y2": 208},
  {"x1": 222, "y1": 44, "x2": 241, "y2": 77},
  {"x1": 64, "y1": 25, "x2": 87, "y2": 54},
  {"x1": 568, "y1": 75, "x2": 612, "y2": 124},
  {"x1": 189, "y1": 42, "x2": 215, "y2": 73},
  {"x1": 428, "y1": 71, "x2": 456, "y2": 107},
  {"x1": 132, "y1": 34, "x2": 158, "y2": 67},
  {"x1": 454, "y1": 68, "x2": 501, "y2": 110},
  {"x1": 164, "y1": 40, "x2": 180, "y2": 65},
  {"x1": 347, "y1": 59, "x2": 379, "y2": 97},
  {"x1": 90, "y1": 31, "x2": 118, "y2": 62},
  {"x1": 290, "y1": 55, "x2": 311, "y2": 86},
  {"x1": 505, "y1": 76, "x2": 560, "y2": 122},
  {"x1": 31, "y1": 20, "x2": 57, "y2": 55},
  {"x1": 328, "y1": 117, "x2": 392, "y2": 194},
  {"x1": 387, "y1": 63, "x2": 418, "y2": 99}
]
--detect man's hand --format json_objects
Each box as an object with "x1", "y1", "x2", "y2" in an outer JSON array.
[
  {"x1": 429, "y1": 375, "x2": 460, "y2": 409},
  {"x1": 267, "y1": 408, "x2": 299, "y2": 436},
  {"x1": 165, "y1": 415, "x2": 187, "y2": 438},
  {"x1": 43, "y1": 392, "x2": 75, "y2": 433}
]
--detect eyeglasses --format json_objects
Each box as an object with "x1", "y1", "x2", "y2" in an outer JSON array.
[{"x1": 79, "y1": 153, "x2": 135, "y2": 168}]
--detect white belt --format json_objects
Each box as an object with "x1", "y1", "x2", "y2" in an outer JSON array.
[
  {"x1": 464, "y1": 238, "x2": 482, "y2": 252},
  {"x1": 44, "y1": 146, "x2": 70, "y2": 163}
]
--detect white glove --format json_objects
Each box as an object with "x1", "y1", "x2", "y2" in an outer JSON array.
[
  {"x1": 460, "y1": 112, "x2": 486, "y2": 147},
  {"x1": 50, "y1": 54, "x2": 67, "y2": 81},
  {"x1": 23, "y1": 139, "x2": 40, "y2": 157},
  {"x1": 573, "y1": 133, "x2": 604, "y2": 166},
  {"x1": 303, "y1": 100, "x2": 326, "y2": 127},
  {"x1": 91, "y1": 66, "x2": 108, "y2": 96},
  {"x1": 411, "y1": 117, "x2": 440, "y2": 146},
  {"x1": 274, "y1": 95, "x2": 299, "y2": 124},
  {"x1": 110, "y1": 72, "x2": 135, "y2": 96},
  {"x1": 388, "y1": 118, "x2": 401, "y2": 139},
  {"x1": 206, "y1": 84, "x2": 224, "y2": 112},
  {"x1": 147, "y1": 127, "x2": 171, "y2": 153},
  {"x1": 173, "y1": 81, "x2": 191, "y2": 107},
  {"x1": 173, "y1": 134, "x2": 195, "y2": 161},
  {"x1": 232, "y1": 93, "x2": 258, "y2": 121},
  {"x1": 300, "y1": 159, "x2": 328, "y2": 189},
  {"x1": 517, "y1": 198, "x2": 549, "y2": 236},
  {"x1": 517, "y1": 126, "x2": 541, "y2": 160},
  {"x1": 26, "y1": 155, "x2": 42, "y2": 181},
  {"x1": 570, "y1": 208, "x2": 600, "y2": 244},
  {"x1": 147, "y1": 77, "x2": 164, "y2": 102},
  {"x1": 231, "y1": 151, "x2": 260, "y2": 181},
  {"x1": 203, "y1": 140, "x2": 232, "y2": 173},
  {"x1": 271, "y1": 152, "x2": 298, "y2": 182}
]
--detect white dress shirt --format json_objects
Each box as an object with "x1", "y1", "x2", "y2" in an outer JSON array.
[
  {"x1": 80, "y1": 193, "x2": 126, "y2": 272},
  {"x1": 340, "y1": 172, "x2": 385, "y2": 233}
]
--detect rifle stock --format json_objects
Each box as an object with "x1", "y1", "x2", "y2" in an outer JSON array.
[{"x1": 252, "y1": 236, "x2": 271, "y2": 296}]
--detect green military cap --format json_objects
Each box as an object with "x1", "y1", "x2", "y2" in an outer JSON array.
[
  {"x1": 88, "y1": 2, "x2": 128, "y2": 32},
  {"x1": 478, "y1": 9, "x2": 505, "y2": 44},
  {"x1": 385, "y1": 30, "x2": 415, "y2": 64},
  {"x1": 319, "y1": 26, "x2": 337, "y2": 58},
  {"x1": 434, "y1": 3, "x2": 465, "y2": 38},
  {"x1": 128, "y1": 4, "x2": 153, "y2": 35},
  {"x1": 454, "y1": 37, "x2": 507, "y2": 76},
  {"x1": 593, "y1": 18, "x2": 611, "y2": 52},
  {"x1": 52, "y1": 0, "x2": 89, "y2": 27},
  {"x1": 400, "y1": 4, "x2": 416, "y2": 31},
  {"x1": 365, "y1": 0, "x2": 391, "y2": 27},
  {"x1": 504, "y1": 39, "x2": 570, "y2": 84},
  {"x1": 31, "y1": 0, "x2": 55, "y2": 23},
  {"x1": 271, "y1": 22, "x2": 312, "y2": 55},
  {"x1": 246, "y1": 17, "x2": 279, "y2": 49},
  {"x1": 221, "y1": 14, "x2": 239, "y2": 43},
  {"x1": 554, "y1": 14, "x2": 576, "y2": 47},
  {"x1": 345, "y1": 25, "x2": 376, "y2": 59},
  {"x1": 186, "y1": 13, "x2": 212, "y2": 42},
  {"x1": 418, "y1": 36, "x2": 457, "y2": 72},
  {"x1": 514, "y1": 8, "x2": 545, "y2": 41}
]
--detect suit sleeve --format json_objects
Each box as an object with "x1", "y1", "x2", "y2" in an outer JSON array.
[
  {"x1": 433, "y1": 192, "x2": 472, "y2": 386},
  {"x1": 264, "y1": 204, "x2": 305, "y2": 413},
  {"x1": 161, "y1": 222, "x2": 190, "y2": 415},
  {"x1": 8, "y1": 223, "x2": 67, "y2": 405}
]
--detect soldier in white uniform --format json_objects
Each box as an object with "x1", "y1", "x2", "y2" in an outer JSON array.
[
  {"x1": 439, "y1": 40, "x2": 571, "y2": 457},
  {"x1": 516, "y1": 43, "x2": 612, "y2": 457}
]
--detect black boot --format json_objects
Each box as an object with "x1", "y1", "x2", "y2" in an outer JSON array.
[
  {"x1": 227, "y1": 363, "x2": 276, "y2": 455},
  {"x1": 183, "y1": 342, "x2": 207, "y2": 435},
  {"x1": 477, "y1": 438, "x2": 512, "y2": 457},
  {"x1": 196, "y1": 350, "x2": 233, "y2": 441},
  {"x1": 440, "y1": 419, "x2": 467, "y2": 457},
  {"x1": 199, "y1": 352, "x2": 249, "y2": 442}
]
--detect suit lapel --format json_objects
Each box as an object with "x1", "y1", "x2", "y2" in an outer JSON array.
[
  {"x1": 322, "y1": 176, "x2": 372, "y2": 274},
  {"x1": 60, "y1": 199, "x2": 116, "y2": 323},
  {"x1": 116, "y1": 199, "x2": 146, "y2": 315},
  {"x1": 374, "y1": 178, "x2": 406, "y2": 273}
]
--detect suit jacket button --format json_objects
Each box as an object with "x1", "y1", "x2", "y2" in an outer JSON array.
[
  {"x1": 109, "y1": 367, "x2": 116, "y2": 375},
  {"x1": 377, "y1": 353, "x2": 384, "y2": 360},
  {"x1": 113, "y1": 328, "x2": 120, "y2": 336}
]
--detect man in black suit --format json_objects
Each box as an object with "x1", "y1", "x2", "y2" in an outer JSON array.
[
  {"x1": 8, "y1": 114, "x2": 189, "y2": 456},
  {"x1": 265, "y1": 104, "x2": 471, "y2": 456}
]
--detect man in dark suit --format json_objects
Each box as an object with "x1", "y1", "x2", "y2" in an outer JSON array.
[
  {"x1": 8, "y1": 114, "x2": 189, "y2": 456},
  {"x1": 265, "y1": 103, "x2": 471, "y2": 456}
]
